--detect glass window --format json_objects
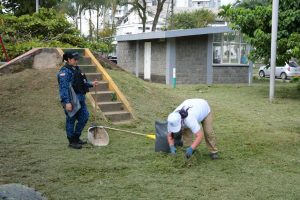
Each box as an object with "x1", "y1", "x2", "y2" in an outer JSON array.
[
  {"x1": 230, "y1": 44, "x2": 239, "y2": 63},
  {"x1": 223, "y1": 32, "x2": 229, "y2": 43},
  {"x1": 228, "y1": 33, "x2": 236, "y2": 43},
  {"x1": 213, "y1": 33, "x2": 222, "y2": 42},
  {"x1": 222, "y1": 45, "x2": 230, "y2": 63},
  {"x1": 241, "y1": 34, "x2": 247, "y2": 43},
  {"x1": 212, "y1": 32, "x2": 248, "y2": 64},
  {"x1": 240, "y1": 45, "x2": 248, "y2": 64},
  {"x1": 213, "y1": 44, "x2": 221, "y2": 64}
]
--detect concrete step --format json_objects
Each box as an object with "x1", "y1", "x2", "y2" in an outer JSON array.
[
  {"x1": 103, "y1": 111, "x2": 131, "y2": 122},
  {"x1": 88, "y1": 81, "x2": 108, "y2": 91},
  {"x1": 79, "y1": 65, "x2": 98, "y2": 73},
  {"x1": 95, "y1": 81, "x2": 108, "y2": 91},
  {"x1": 78, "y1": 57, "x2": 92, "y2": 65},
  {"x1": 85, "y1": 73, "x2": 103, "y2": 81},
  {"x1": 61, "y1": 48, "x2": 133, "y2": 124},
  {"x1": 98, "y1": 101, "x2": 124, "y2": 112},
  {"x1": 88, "y1": 81, "x2": 108, "y2": 92},
  {"x1": 91, "y1": 91, "x2": 116, "y2": 102}
]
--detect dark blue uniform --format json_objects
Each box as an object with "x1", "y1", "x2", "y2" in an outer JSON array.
[{"x1": 57, "y1": 63, "x2": 93, "y2": 140}]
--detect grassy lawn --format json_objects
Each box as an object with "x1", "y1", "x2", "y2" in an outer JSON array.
[{"x1": 0, "y1": 68, "x2": 299, "y2": 200}]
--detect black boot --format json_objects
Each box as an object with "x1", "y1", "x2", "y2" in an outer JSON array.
[
  {"x1": 67, "y1": 137, "x2": 82, "y2": 149},
  {"x1": 74, "y1": 135, "x2": 87, "y2": 145}
]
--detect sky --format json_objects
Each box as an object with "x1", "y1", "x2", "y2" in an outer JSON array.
[{"x1": 221, "y1": 0, "x2": 236, "y2": 5}]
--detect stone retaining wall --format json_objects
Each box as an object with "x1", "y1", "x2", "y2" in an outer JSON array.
[{"x1": 0, "y1": 48, "x2": 62, "y2": 75}]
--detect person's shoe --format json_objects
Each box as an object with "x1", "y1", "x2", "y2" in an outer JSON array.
[
  {"x1": 68, "y1": 142, "x2": 82, "y2": 149},
  {"x1": 67, "y1": 137, "x2": 82, "y2": 149},
  {"x1": 77, "y1": 139, "x2": 87, "y2": 145},
  {"x1": 210, "y1": 152, "x2": 219, "y2": 160},
  {"x1": 74, "y1": 135, "x2": 87, "y2": 145}
]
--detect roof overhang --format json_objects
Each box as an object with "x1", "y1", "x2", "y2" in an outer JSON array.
[{"x1": 116, "y1": 26, "x2": 233, "y2": 42}]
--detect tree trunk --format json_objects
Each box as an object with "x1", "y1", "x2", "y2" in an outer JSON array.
[
  {"x1": 78, "y1": 7, "x2": 83, "y2": 35},
  {"x1": 127, "y1": 0, "x2": 148, "y2": 32},
  {"x1": 96, "y1": 6, "x2": 99, "y2": 41},
  {"x1": 136, "y1": 0, "x2": 147, "y2": 32},
  {"x1": 142, "y1": 16, "x2": 146, "y2": 32},
  {"x1": 75, "y1": 16, "x2": 78, "y2": 29},
  {"x1": 80, "y1": 17, "x2": 82, "y2": 34},
  {"x1": 152, "y1": 0, "x2": 167, "y2": 31},
  {"x1": 89, "y1": 9, "x2": 92, "y2": 40},
  {"x1": 137, "y1": 8, "x2": 147, "y2": 32},
  {"x1": 111, "y1": 3, "x2": 117, "y2": 31}
]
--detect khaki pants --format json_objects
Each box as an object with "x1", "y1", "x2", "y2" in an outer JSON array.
[{"x1": 182, "y1": 112, "x2": 218, "y2": 153}]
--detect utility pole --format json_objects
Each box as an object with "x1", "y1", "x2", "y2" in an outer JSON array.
[
  {"x1": 36, "y1": 0, "x2": 39, "y2": 13},
  {"x1": 269, "y1": 0, "x2": 279, "y2": 102}
]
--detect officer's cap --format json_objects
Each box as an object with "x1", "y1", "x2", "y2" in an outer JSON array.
[{"x1": 63, "y1": 51, "x2": 80, "y2": 61}]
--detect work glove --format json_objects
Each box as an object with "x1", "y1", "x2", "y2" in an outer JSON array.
[
  {"x1": 170, "y1": 145, "x2": 176, "y2": 155},
  {"x1": 185, "y1": 147, "x2": 194, "y2": 159}
]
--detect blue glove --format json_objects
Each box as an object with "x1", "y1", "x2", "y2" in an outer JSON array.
[
  {"x1": 185, "y1": 147, "x2": 194, "y2": 158},
  {"x1": 170, "y1": 145, "x2": 176, "y2": 155}
]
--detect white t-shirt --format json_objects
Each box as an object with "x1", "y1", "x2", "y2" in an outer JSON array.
[{"x1": 174, "y1": 99, "x2": 211, "y2": 134}]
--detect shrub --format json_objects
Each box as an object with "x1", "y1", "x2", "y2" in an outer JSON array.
[{"x1": 0, "y1": 8, "x2": 84, "y2": 61}]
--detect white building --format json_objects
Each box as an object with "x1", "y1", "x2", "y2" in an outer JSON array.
[
  {"x1": 116, "y1": 0, "x2": 222, "y2": 36},
  {"x1": 177, "y1": 0, "x2": 221, "y2": 8},
  {"x1": 76, "y1": 0, "x2": 222, "y2": 37}
]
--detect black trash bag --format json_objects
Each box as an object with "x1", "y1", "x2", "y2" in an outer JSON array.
[{"x1": 155, "y1": 120, "x2": 170, "y2": 153}]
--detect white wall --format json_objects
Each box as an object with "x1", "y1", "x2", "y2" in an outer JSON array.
[{"x1": 176, "y1": 0, "x2": 190, "y2": 7}]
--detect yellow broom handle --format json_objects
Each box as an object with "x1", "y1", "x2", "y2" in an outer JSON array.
[{"x1": 102, "y1": 126, "x2": 150, "y2": 137}]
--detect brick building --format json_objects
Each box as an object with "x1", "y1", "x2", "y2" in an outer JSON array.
[{"x1": 116, "y1": 26, "x2": 253, "y2": 84}]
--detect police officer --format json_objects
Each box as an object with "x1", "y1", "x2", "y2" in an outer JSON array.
[
  {"x1": 57, "y1": 51, "x2": 98, "y2": 149},
  {"x1": 167, "y1": 99, "x2": 218, "y2": 159}
]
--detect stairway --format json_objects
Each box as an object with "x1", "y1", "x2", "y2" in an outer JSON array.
[{"x1": 60, "y1": 48, "x2": 132, "y2": 124}]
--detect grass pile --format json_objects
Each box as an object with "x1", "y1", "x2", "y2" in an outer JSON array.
[{"x1": 0, "y1": 68, "x2": 299, "y2": 199}]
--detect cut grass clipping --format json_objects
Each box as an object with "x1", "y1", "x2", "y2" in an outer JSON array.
[{"x1": 0, "y1": 68, "x2": 299, "y2": 199}]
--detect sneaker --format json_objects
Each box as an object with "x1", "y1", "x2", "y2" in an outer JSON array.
[
  {"x1": 210, "y1": 152, "x2": 219, "y2": 160},
  {"x1": 68, "y1": 142, "x2": 82, "y2": 149},
  {"x1": 74, "y1": 135, "x2": 87, "y2": 145},
  {"x1": 77, "y1": 139, "x2": 87, "y2": 145}
]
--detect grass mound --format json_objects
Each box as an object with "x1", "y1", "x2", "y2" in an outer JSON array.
[{"x1": 0, "y1": 68, "x2": 299, "y2": 199}]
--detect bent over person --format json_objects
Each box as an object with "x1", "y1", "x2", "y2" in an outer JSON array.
[
  {"x1": 57, "y1": 51, "x2": 98, "y2": 149},
  {"x1": 167, "y1": 98, "x2": 218, "y2": 159}
]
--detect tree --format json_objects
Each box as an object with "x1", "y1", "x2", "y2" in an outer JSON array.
[
  {"x1": 0, "y1": 8, "x2": 85, "y2": 60},
  {"x1": 233, "y1": 0, "x2": 270, "y2": 9},
  {"x1": 151, "y1": 0, "x2": 168, "y2": 31},
  {"x1": 58, "y1": 0, "x2": 78, "y2": 26},
  {"x1": 1, "y1": 0, "x2": 63, "y2": 16},
  {"x1": 94, "y1": 0, "x2": 109, "y2": 40},
  {"x1": 170, "y1": 9, "x2": 216, "y2": 30},
  {"x1": 109, "y1": 0, "x2": 120, "y2": 30},
  {"x1": 61, "y1": 0, "x2": 90, "y2": 34},
  {"x1": 122, "y1": 0, "x2": 147, "y2": 32},
  {"x1": 219, "y1": 0, "x2": 300, "y2": 64}
]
